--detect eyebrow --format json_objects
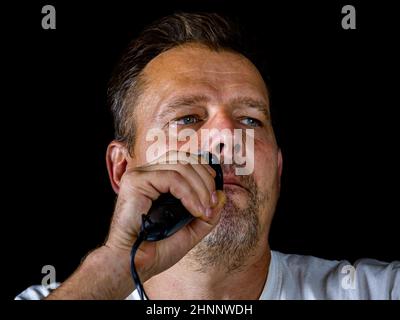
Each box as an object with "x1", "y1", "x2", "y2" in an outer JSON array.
[
  {"x1": 156, "y1": 94, "x2": 210, "y2": 120},
  {"x1": 156, "y1": 94, "x2": 270, "y2": 120},
  {"x1": 229, "y1": 96, "x2": 270, "y2": 118}
]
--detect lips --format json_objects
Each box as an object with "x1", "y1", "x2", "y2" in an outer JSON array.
[{"x1": 223, "y1": 176, "x2": 248, "y2": 192}]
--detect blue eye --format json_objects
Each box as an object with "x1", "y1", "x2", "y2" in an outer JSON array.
[
  {"x1": 173, "y1": 115, "x2": 200, "y2": 126},
  {"x1": 240, "y1": 117, "x2": 262, "y2": 127}
]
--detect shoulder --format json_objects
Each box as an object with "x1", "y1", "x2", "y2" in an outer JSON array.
[
  {"x1": 271, "y1": 251, "x2": 350, "y2": 299},
  {"x1": 269, "y1": 251, "x2": 399, "y2": 299},
  {"x1": 352, "y1": 258, "x2": 400, "y2": 299},
  {"x1": 15, "y1": 283, "x2": 60, "y2": 300}
]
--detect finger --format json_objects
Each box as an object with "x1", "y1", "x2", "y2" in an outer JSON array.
[
  {"x1": 139, "y1": 163, "x2": 214, "y2": 210},
  {"x1": 190, "y1": 163, "x2": 217, "y2": 205},
  {"x1": 146, "y1": 151, "x2": 216, "y2": 178},
  {"x1": 144, "y1": 170, "x2": 207, "y2": 218},
  {"x1": 146, "y1": 150, "x2": 217, "y2": 194}
]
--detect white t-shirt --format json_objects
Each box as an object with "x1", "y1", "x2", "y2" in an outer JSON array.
[{"x1": 15, "y1": 250, "x2": 400, "y2": 300}]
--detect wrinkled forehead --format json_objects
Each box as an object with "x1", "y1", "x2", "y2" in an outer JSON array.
[{"x1": 140, "y1": 44, "x2": 269, "y2": 101}]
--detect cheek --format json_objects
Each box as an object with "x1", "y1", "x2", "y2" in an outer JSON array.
[
  {"x1": 253, "y1": 139, "x2": 278, "y2": 187},
  {"x1": 141, "y1": 140, "x2": 170, "y2": 164},
  {"x1": 134, "y1": 127, "x2": 198, "y2": 166},
  {"x1": 133, "y1": 128, "x2": 169, "y2": 165}
]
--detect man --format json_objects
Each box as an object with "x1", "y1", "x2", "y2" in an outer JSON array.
[{"x1": 16, "y1": 12, "x2": 399, "y2": 300}]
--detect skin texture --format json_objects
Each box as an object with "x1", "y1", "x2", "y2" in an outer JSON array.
[{"x1": 46, "y1": 43, "x2": 282, "y2": 300}]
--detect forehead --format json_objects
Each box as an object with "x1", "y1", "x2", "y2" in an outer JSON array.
[{"x1": 139, "y1": 44, "x2": 269, "y2": 105}]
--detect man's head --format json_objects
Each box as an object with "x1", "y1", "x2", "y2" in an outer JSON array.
[{"x1": 106, "y1": 12, "x2": 282, "y2": 273}]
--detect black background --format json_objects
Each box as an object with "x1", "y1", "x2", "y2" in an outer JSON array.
[{"x1": 3, "y1": 1, "x2": 399, "y2": 299}]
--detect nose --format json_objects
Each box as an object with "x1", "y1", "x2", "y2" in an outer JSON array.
[
  {"x1": 204, "y1": 109, "x2": 236, "y2": 132},
  {"x1": 201, "y1": 110, "x2": 235, "y2": 164}
]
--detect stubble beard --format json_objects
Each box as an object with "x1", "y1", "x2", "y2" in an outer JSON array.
[{"x1": 186, "y1": 168, "x2": 268, "y2": 274}]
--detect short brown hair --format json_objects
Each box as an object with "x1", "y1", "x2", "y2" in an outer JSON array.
[{"x1": 108, "y1": 12, "x2": 265, "y2": 154}]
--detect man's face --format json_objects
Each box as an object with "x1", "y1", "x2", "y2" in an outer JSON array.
[{"x1": 128, "y1": 44, "x2": 282, "y2": 271}]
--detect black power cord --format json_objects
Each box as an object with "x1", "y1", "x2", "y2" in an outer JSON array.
[{"x1": 130, "y1": 215, "x2": 150, "y2": 300}]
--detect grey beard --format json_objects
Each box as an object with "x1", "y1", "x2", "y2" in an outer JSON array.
[{"x1": 187, "y1": 171, "x2": 266, "y2": 273}]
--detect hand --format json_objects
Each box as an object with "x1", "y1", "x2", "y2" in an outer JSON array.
[{"x1": 105, "y1": 151, "x2": 226, "y2": 283}]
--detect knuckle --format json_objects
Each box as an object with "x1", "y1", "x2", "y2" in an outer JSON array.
[
  {"x1": 178, "y1": 182, "x2": 197, "y2": 200},
  {"x1": 120, "y1": 170, "x2": 137, "y2": 186},
  {"x1": 166, "y1": 169, "x2": 182, "y2": 181}
]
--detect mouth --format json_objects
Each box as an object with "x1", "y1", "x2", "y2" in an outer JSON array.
[{"x1": 223, "y1": 177, "x2": 249, "y2": 192}]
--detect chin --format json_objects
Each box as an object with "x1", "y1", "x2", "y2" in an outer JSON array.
[{"x1": 222, "y1": 186, "x2": 249, "y2": 211}]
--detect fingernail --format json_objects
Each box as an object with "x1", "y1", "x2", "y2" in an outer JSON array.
[
  {"x1": 211, "y1": 191, "x2": 218, "y2": 206},
  {"x1": 216, "y1": 190, "x2": 226, "y2": 208},
  {"x1": 205, "y1": 207, "x2": 213, "y2": 218}
]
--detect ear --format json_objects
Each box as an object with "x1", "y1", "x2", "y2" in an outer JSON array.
[
  {"x1": 106, "y1": 141, "x2": 129, "y2": 194},
  {"x1": 277, "y1": 148, "x2": 283, "y2": 188}
]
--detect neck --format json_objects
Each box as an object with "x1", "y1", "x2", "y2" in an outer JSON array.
[{"x1": 144, "y1": 239, "x2": 271, "y2": 300}]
